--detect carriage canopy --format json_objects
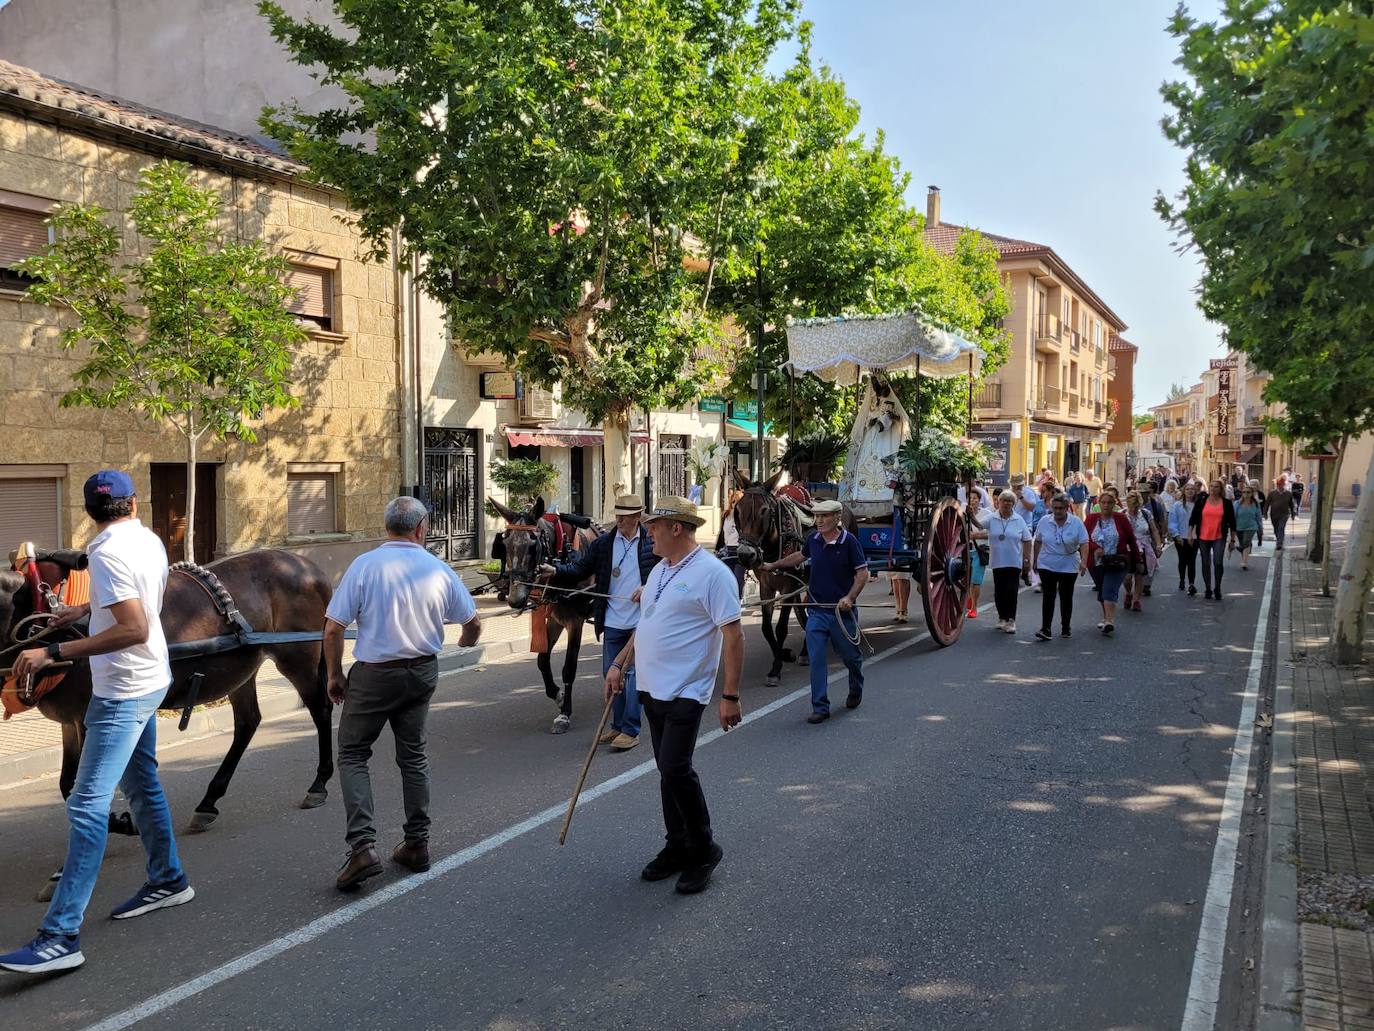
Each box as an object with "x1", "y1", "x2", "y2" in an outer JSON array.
[{"x1": 784, "y1": 310, "x2": 984, "y2": 382}]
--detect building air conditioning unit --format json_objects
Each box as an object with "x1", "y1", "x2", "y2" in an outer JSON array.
[{"x1": 518, "y1": 385, "x2": 558, "y2": 424}]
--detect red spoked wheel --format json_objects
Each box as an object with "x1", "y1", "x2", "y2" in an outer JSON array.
[{"x1": 920, "y1": 496, "x2": 970, "y2": 647}]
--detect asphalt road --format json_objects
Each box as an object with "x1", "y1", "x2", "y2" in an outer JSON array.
[{"x1": 0, "y1": 552, "x2": 1280, "y2": 1031}]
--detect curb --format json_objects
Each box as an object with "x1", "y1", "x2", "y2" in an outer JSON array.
[
  {"x1": 1258, "y1": 533, "x2": 1302, "y2": 1029},
  {"x1": 0, "y1": 636, "x2": 531, "y2": 791}
]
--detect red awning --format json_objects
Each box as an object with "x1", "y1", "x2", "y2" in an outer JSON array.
[{"x1": 503, "y1": 427, "x2": 651, "y2": 447}]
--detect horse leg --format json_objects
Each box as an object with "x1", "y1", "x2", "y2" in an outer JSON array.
[
  {"x1": 189, "y1": 679, "x2": 262, "y2": 832},
  {"x1": 559, "y1": 620, "x2": 585, "y2": 719},
  {"x1": 759, "y1": 596, "x2": 785, "y2": 687},
  {"x1": 275, "y1": 647, "x2": 334, "y2": 809},
  {"x1": 545, "y1": 622, "x2": 570, "y2": 734},
  {"x1": 775, "y1": 601, "x2": 796, "y2": 665}
]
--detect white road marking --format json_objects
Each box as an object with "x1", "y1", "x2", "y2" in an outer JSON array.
[
  {"x1": 83, "y1": 613, "x2": 951, "y2": 1030},
  {"x1": 1179, "y1": 550, "x2": 1276, "y2": 1031}
]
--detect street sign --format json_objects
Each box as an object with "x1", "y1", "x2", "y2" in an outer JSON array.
[
  {"x1": 699, "y1": 396, "x2": 726, "y2": 414},
  {"x1": 729, "y1": 399, "x2": 758, "y2": 420}
]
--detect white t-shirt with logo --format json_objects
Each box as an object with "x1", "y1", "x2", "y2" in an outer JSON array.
[
  {"x1": 86, "y1": 519, "x2": 171, "y2": 700},
  {"x1": 634, "y1": 548, "x2": 741, "y2": 705},
  {"x1": 326, "y1": 541, "x2": 477, "y2": 662}
]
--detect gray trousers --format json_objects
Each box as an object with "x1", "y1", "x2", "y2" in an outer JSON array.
[{"x1": 337, "y1": 658, "x2": 437, "y2": 849}]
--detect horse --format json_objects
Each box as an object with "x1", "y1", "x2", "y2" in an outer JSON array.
[
  {"x1": 4, "y1": 548, "x2": 336, "y2": 881},
  {"x1": 488, "y1": 497, "x2": 597, "y2": 734},
  {"x1": 731, "y1": 470, "x2": 857, "y2": 686}
]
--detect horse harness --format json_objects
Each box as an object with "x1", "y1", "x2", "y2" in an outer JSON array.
[
  {"x1": 738, "y1": 486, "x2": 812, "y2": 565},
  {"x1": 504, "y1": 513, "x2": 584, "y2": 611}
]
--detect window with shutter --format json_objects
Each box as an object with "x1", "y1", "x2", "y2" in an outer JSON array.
[
  {"x1": 285, "y1": 264, "x2": 333, "y2": 331},
  {"x1": 0, "y1": 478, "x2": 61, "y2": 550},
  {"x1": 286, "y1": 472, "x2": 337, "y2": 535},
  {"x1": 0, "y1": 204, "x2": 53, "y2": 291}
]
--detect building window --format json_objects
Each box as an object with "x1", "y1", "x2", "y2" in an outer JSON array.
[
  {"x1": 287, "y1": 470, "x2": 338, "y2": 535},
  {"x1": 0, "y1": 191, "x2": 55, "y2": 292},
  {"x1": 0, "y1": 468, "x2": 63, "y2": 548},
  {"x1": 284, "y1": 257, "x2": 336, "y2": 332}
]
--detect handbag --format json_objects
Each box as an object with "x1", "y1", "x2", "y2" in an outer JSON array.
[
  {"x1": 1099, "y1": 553, "x2": 1128, "y2": 571},
  {"x1": 975, "y1": 542, "x2": 990, "y2": 565}
]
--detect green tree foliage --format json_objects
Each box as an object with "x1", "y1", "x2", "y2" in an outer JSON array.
[
  {"x1": 1157, "y1": 0, "x2": 1374, "y2": 599},
  {"x1": 18, "y1": 161, "x2": 303, "y2": 558}
]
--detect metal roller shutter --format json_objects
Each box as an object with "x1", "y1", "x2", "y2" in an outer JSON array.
[
  {"x1": 0, "y1": 207, "x2": 49, "y2": 268},
  {"x1": 286, "y1": 473, "x2": 336, "y2": 535},
  {"x1": 0, "y1": 478, "x2": 61, "y2": 551},
  {"x1": 285, "y1": 265, "x2": 332, "y2": 327}
]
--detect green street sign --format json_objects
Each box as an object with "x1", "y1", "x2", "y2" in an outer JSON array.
[
  {"x1": 729, "y1": 399, "x2": 758, "y2": 420},
  {"x1": 699, "y1": 396, "x2": 727, "y2": 413}
]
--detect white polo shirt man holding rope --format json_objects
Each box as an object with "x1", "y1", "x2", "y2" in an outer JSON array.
[{"x1": 604, "y1": 496, "x2": 744, "y2": 895}]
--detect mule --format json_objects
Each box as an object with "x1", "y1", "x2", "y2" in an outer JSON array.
[
  {"x1": 5, "y1": 549, "x2": 336, "y2": 844},
  {"x1": 731, "y1": 470, "x2": 857, "y2": 685},
  {"x1": 488, "y1": 497, "x2": 596, "y2": 734}
]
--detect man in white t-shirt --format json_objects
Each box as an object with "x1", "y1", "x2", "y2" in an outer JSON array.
[
  {"x1": 604, "y1": 495, "x2": 743, "y2": 895},
  {"x1": 324, "y1": 496, "x2": 481, "y2": 891},
  {"x1": 2, "y1": 470, "x2": 191, "y2": 976}
]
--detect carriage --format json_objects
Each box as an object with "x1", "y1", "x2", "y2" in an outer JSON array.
[{"x1": 785, "y1": 311, "x2": 986, "y2": 647}]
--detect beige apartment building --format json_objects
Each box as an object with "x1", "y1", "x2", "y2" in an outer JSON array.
[
  {"x1": 1148, "y1": 391, "x2": 1203, "y2": 477},
  {"x1": 924, "y1": 188, "x2": 1125, "y2": 486},
  {"x1": 0, "y1": 60, "x2": 401, "y2": 579}
]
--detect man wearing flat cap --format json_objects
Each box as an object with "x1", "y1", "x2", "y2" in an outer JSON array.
[
  {"x1": 761, "y1": 498, "x2": 868, "y2": 724},
  {"x1": 541, "y1": 495, "x2": 658, "y2": 751},
  {"x1": 604, "y1": 496, "x2": 744, "y2": 894}
]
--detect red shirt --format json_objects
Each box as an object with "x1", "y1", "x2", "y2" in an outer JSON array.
[{"x1": 1199, "y1": 499, "x2": 1225, "y2": 541}]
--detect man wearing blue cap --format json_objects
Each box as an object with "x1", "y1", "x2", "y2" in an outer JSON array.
[{"x1": 1, "y1": 470, "x2": 192, "y2": 975}]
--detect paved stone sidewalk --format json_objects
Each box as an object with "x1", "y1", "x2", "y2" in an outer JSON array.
[{"x1": 1283, "y1": 513, "x2": 1374, "y2": 1030}]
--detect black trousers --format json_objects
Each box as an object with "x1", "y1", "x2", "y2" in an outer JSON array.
[
  {"x1": 1175, "y1": 539, "x2": 1198, "y2": 586},
  {"x1": 639, "y1": 693, "x2": 713, "y2": 859},
  {"x1": 992, "y1": 567, "x2": 1021, "y2": 621},
  {"x1": 1038, "y1": 569, "x2": 1076, "y2": 631},
  {"x1": 1199, "y1": 538, "x2": 1225, "y2": 592}
]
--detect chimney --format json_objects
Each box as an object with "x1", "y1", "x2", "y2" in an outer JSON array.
[{"x1": 926, "y1": 185, "x2": 941, "y2": 227}]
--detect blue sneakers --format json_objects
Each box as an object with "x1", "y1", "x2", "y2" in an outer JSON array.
[
  {"x1": 110, "y1": 875, "x2": 195, "y2": 920},
  {"x1": 0, "y1": 932, "x2": 84, "y2": 973}
]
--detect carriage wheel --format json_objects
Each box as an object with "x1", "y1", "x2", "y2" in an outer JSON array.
[{"x1": 920, "y1": 496, "x2": 970, "y2": 647}]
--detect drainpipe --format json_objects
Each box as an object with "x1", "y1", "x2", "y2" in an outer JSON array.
[{"x1": 394, "y1": 227, "x2": 419, "y2": 494}]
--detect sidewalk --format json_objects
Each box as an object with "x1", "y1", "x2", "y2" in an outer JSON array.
[{"x1": 1264, "y1": 512, "x2": 1374, "y2": 1030}]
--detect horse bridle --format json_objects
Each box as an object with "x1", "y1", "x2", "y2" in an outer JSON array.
[{"x1": 737, "y1": 486, "x2": 784, "y2": 564}]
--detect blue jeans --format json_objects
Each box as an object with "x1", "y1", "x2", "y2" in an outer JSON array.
[
  {"x1": 42, "y1": 687, "x2": 184, "y2": 936},
  {"x1": 805, "y1": 609, "x2": 864, "y2": 715},
  {"x1": 602, "y1": 625, "x2": 640, "y2": 737}
]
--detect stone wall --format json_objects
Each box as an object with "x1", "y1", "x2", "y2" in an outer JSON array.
[{"x1": 0, "y1": 107, "x2": 401, "y2": 569}]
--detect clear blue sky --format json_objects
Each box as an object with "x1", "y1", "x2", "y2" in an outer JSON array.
[{"x1": 791, "y1": 0, "x2": 1224, "y2": 412}]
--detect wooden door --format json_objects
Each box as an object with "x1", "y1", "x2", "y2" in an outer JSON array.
[{"x1": 150, "y1": 463, "x2": 217, "y2": 564}]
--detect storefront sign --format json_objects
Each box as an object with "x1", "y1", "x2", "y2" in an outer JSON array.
[
  {"x1": 699, "y1": 396, "x2": 727, "y2": 414},
  {"x1": 1209, "y1": 358, "x2": 1239, "y2": 370},
  {"x1": 1216, "y1": 368, "x2": 1232, "y2": 435},
  {"x1": 968, "y1": 423, "x2": 1011, "y2": 487},
  {"x1": 729, "y1": 399, "x2": 758, "y2": 420},
  {"x1": 479, "y1": 372, "x2": 519, "y2": 400}
]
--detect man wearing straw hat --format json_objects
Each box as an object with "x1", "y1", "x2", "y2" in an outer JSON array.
[
  {"x1": 604, "y1": 495, "x2": 743, "y2": 895},
  {"x1": 540, "y1": 494, "x2": 658, "y2": 751},
  {"x1": 760, "y1": 499, "x2": 869, "y2": 724}
]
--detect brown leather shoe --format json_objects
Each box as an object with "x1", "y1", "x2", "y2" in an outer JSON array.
[
  {"x1": 392, "y1": 839, "x2": 431, "y2": 873},
  {"x1": 598, "y1": 728, "x2": 620, "y2": 745},
  {"x1": 335, "y1": 843, "x2": 382, "y2": 891},
  {"x1": 609, "y1": 733, "x2": 639, "y2": 752}
]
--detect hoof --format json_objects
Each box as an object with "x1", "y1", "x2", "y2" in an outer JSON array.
[
  {"x1": 765, "y1": 675, "x2": 780, "y2": 687},
  {"x1": 554, "y1": 687, "x2": 568, "y2": 709},
  {"x1": 187, "y1": 811, "x2": 218, "y2": 833},
  {"x1": 299, "y1": 791, "x2": 328, "y2": 810},
  {"x1": 780, "y1": 649, "x2": 796, "y2": 664},
  {"x1": 551, "y1": 714, "x2": 571, "y2": 735}
]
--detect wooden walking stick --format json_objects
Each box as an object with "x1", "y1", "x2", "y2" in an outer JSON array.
[{"x1": 559, "y1": 694, "x2": 616, "y2": 845}]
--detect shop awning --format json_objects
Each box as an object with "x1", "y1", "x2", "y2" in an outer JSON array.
[
  {"x1": 724, "y1": 417, "x2": 777, "y2": 441},
  {"x1": 1239, "y1": 446, "x2": 1264, "y2": 465},
  {"x1": 504, "y1": 427, "x2": 651, "y2": 447}
]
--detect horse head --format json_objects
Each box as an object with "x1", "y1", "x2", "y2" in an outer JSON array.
[
  {"x1": 487, "y1": 496, "x2": 548, "y2": 610},
  {"x1": 731, "y1": 470, "x2": 784, "y2": 570}
]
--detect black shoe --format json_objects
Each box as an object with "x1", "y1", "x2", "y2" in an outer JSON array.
[
  {"x1": 807, "y1": 712, "x2": 830, "y2": 725},
  {"x1": 1178, "y1": 580, "x2": 1185, "y2": 591},
  {"x1": 1143, "y1": 586, "x2": 1152, "y2": 597},
  {"x1": 844, "y1": 691, "x2": 862, "y2": 710},
  {"x1": 1188, "y1": 585, "x2": 1197, "y2": 596},
  {"x1": 1060, "y1": 628, "x2": 1072, "y2": 638},
  {"x1": 1204, "y1": 589, "x2": 1213, "y2": 599},
  {"x1": 1213, "y1": 590, "x2": 1223, "y2": 600},
  {"x1": 675, "y1": 843, "x2": 724, "y2": 895},
  {"x1": 1101, "y1": 622, "x2": 1114, "y2": 635},
  {"x1": 641, "y1": 847, "x2": 690, "y2": 882},
  {"x1": 1034, "y1": 627, "x2": 1052, "y2": 641}
]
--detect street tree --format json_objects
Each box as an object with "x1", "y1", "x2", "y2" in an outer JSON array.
[
  {"x1": 1157, "y1": 0, "x2": 1374, "y2": 659},
  {"x1": 261, "y1": 0, "x2": 800, "y2": 514},
  {"x1": 18, "y1": 161, "x2": 303, "y2": 561}
]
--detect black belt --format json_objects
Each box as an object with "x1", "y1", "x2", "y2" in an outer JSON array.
[{"x1": 361, "y1": 654, "x2": 437, "y2": 669}]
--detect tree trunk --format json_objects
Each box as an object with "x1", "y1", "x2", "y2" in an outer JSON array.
[
  {"x1": 602, "y1": 419, "x2": 634, "y2": 523},
  {"x1": 1331, "y1": 443, "x2": 1374, "y2": 663},
  {"x1": 1309, "y1": 458, "x2": 1325, "y2": 563},
  {"x1": 184, "y1": 423, "x2": 197, "y2": 565},
  {"x1": 1321, "y1": 439, "x2": 1347, "y2": 597}
]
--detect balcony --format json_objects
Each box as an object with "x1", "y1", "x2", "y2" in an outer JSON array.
[
  {"x1": 975, "y1": 382, "x2": 1002, "y2": 410},
  {"x1": 1035, "y1": 384, "x2": 1063, "y2": 412},
  {"x1": 1094, "y1": 400, "x2": 1103, "y2": 420},
  {"x1": 1094, "y1": 345, "x2": 1106, "y2": 367},
  {"x1": 1068, "y1": 394, "x2": 1080, "y2": 416},
  {"x1": 1107, "y1": 355, "x2": 1118, "y2": 375},
  {"x1": 1068, "y1": 329, "x2": 1081, "y2": 354},
  {"x1": 1035, "y1": 313, "x2": 1066, "y2": 352}
]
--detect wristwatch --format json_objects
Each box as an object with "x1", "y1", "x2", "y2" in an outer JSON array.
[
  {"x1": 722, "y1": 694, "x2": 740, "y2": 702},
  {"x1": 46, "y1": 642, "x2": 63, "y2": 661}
]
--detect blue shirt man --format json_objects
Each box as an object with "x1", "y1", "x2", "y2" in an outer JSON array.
[{"x1": 762, "y1": 499, "x2": 869, "y2": 724}]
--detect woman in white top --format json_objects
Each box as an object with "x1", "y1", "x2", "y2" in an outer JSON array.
[
  {"x1": 1123, "y1": 490, "x2": 1163, "y2": 613},
  {"x1": 718, "y1": 489, "x2": 746, "y2": 598}
]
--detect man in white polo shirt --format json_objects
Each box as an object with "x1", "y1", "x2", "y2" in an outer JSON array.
[
  {"x1": 324, "y1": 496, "x2": 481, "y2": 891},
  {"x1": 604, "y1": 495, "x2": 743, "y2": 895},
  {"x1": 2, "y1": 470, "x2": 191, "y2": 975}
]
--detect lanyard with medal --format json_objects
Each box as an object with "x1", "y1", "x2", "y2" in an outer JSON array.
[
  {"x1": 644, "y1": 547, "x2": 700, "y2": 618},
  {"x1": 612, "y1": 533, "x2": 636, "y2": 579}
]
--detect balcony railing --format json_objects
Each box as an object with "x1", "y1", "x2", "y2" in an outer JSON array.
[
  {"x1": 1036, "y1": 384, "x2": 1063, "y2": 411},
  {"x1": 1095, "y1": 400, "x2": 1103, "y2": 420},
  {"x1": 975, "y1": 382, "x2": 1002, "y2": 409},
  {"x1": 1094, "y1": 345, "x2": 1106, "y2": 366},
  {"x1": 1035, "y1": 313, "x2": 1066, "y2": 343},
  {"x1": 1068, "y1": 330, "x2": 1081, "y2": 353},
  {"x1": 1107, "y1": 355, "x2": 1118, "y2": 375},
  {"x1": 1069, "y1": 394, "x2": 1080, "y2": 415}
]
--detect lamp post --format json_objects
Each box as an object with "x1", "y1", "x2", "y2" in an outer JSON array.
[{"x1": 754, "y1": 250, "x2": 766, "y2": 483}]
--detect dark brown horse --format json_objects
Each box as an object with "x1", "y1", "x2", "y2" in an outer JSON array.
[
  {"x1": 5, "y1": 549, "x2": 335, "y2": 839},
  {"x1": 488, "y1": 497, "x2": 596, "y2": 734},
  {"x1": 731, "y1": 470, "x2": 857, "y2": 685}
]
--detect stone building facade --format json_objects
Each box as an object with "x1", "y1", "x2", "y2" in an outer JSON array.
[{"x1": 0, "y1": 60, "x2": 400, "y2": 579}]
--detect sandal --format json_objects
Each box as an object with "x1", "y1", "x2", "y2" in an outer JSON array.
[{"x1": 894, "y1": 610, "x2": 908, "y2": 623}]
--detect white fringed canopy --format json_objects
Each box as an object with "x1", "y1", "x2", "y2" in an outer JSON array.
[{"x1": 784, "y1": 311, "x2": 984, "y2": 382}]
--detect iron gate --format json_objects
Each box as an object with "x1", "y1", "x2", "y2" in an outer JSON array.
[
  {"x1": 423, "y1": 427, "x2": 479, "y2": 562},
  {"x1": 658, "y1": 434, "x2": 690, "y2": 500}
]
